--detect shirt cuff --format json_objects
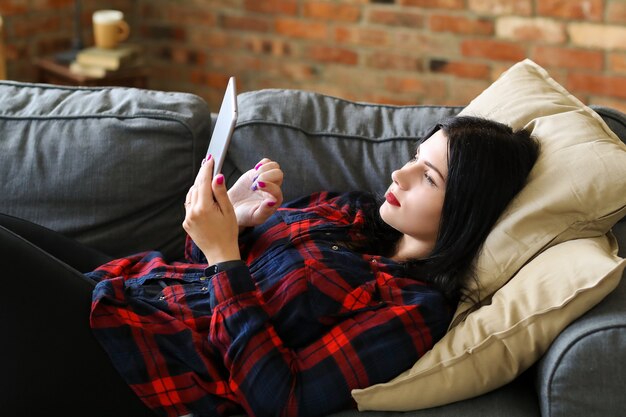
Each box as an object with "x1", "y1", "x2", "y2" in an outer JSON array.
[
  {"x1": 204, "y1": 260, "x2": 246, "y2": 277},
  {"x1": 208, "y1": 262, "x2": 256, "y2": 308}
]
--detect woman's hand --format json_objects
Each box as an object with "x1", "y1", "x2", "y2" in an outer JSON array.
[
  {"x1": 228, "y1": 158, "x2": 284, "y2": 230},
  {"x1": 182, "y1": 156, "x2": 240, "y2": 265}
]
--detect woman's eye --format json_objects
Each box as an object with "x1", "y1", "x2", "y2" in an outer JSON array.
[{"x1": 425, "y1": 173, "x2": 436, "y2": 186}]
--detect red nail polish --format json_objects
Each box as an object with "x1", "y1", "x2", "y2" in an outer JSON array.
[
  {"x1": 216, "y1": 175, "x2": 224, "y2": 185},
  {"x1": 207, "y1": 154, "x2": 212, "y2": 161},
  {"x1": 255, "y1": 162, "x2": 263, "y2": 170},
  {"x1": 267, "y1": 201, "x2": 276, "y2": 207},
  {"x1": 257, "y1": 181, "x2": 266, "y2": 188}
]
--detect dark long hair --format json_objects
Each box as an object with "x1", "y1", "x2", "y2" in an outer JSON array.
[{"x1": 359, "y1": 116, "x2": 540, "y2": 304}]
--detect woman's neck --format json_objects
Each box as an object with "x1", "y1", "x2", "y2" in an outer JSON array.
[{"x1": 390, "y1": 234, "x2": 434, "y2": 262}]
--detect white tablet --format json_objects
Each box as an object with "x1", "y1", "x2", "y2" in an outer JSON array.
[{"x1": 206, "y1": 76, "x2": 238, "y2": 177}]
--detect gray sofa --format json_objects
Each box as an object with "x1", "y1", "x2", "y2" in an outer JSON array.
[{"x1": 0, "y1": 80, "x2": 624, "y2": 417}]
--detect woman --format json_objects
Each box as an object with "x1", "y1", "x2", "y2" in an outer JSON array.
[{"x1": 0, "y1": 116, "x2": 539, "y2": 417}]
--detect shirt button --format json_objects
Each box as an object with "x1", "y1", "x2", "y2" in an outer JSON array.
[
  {"x1": 371, "y1": 258, "x2": 377, "y2": 263},
  {"x1": 159, "y1": 295, "x2": 165, "y2": 301},
  {"x1": 331, "y1": 245, "x2": 339, "y2": 251},
  {"x1": 325, "y1": 232, "x2": 332, "y2": 236},
  {"x1": 201, "y1": 286, "x2": 208, "y2": 291}
]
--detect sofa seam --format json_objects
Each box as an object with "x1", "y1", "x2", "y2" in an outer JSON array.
[
  {"x1": 0, "y1": 113, "x2": 199, "y2": 140},
  {"x1": 243, "y1": 89, "x2": 466, "y2": 112},
  {"x1": 545, "y1": 323, "x2": 626, "y2": 417},
  {"x1": 235, "y1": 119, "x2": 424, "y2": 143}
]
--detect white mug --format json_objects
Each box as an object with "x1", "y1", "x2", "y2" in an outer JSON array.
[{"x1": 92, "y1": 10, "x2": 130, "y2": 49}]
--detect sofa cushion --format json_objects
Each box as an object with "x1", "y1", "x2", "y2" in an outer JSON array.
[
  {"x1": 224, "y1": 90, "x2": 463, "y2": 201},
  {"x1": 352, "y1": 234, "x2": 625, "y2": 410},
  {"x1": 0, "y1": 81, "x2": 212, "y2": 260},
  {"x1": 352, "y1": 59, "x2": 626, "y2": 411},
  {"x1": 453, "y1": 59, "x2": 626, "y2": 321}
]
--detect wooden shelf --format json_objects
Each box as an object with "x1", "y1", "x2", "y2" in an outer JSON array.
[{"x1": 34, "y1": 56, "x2": 148, "y2": 88}]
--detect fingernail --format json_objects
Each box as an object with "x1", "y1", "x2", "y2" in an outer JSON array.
[
  {"x1": 252, "y1": 175, "x2": 259, "y2": 183},
  {"x1": 267, "y1": 201, "x2": 276, "y2": 207},
  {"x1": 251, "y1": 184, "x2": 258, "y2": 191},
  {"x1": 206, "y1": 154, "x2": 212, "y2": 162},
  {"x1": 257, "y1": 181, "x2": 266, "y2": 188},
  {"x1": 216, "y1": 175, "x2": 224, "y2": 185},
  {"x1": 255, "y1": 162, "x2": 263, "y2": 170}
]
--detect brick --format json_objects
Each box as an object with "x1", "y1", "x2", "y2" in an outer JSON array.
[
  {"x1": 277, "y1": 62, "x2": 320, "y2": 81},
  {"x1": 588, "y1": 97, "x2": 626, "y2": 114},
  {"x1": 306, "y1": 45, "x2": 359, "y2": 65},
  {"x1": 394, "y1": 31, "x2": 458, "y2": 54},
  {"x1": 165, "y1": 47, "x2": 207, "y2": 66},
  {"x1": 0, "y1": 1, "x2": 28, "y2": 15},
  {"x1": 607, "y1": 1, "x2": 626, "y2": 24},
  {"x1": 429, "y1": 15, "x2": 494, "y2": 36},
  {"x1": 222, "y1": 15, "x2": 272, "y2": 32},
  {"x1": 140, "y1": 4, "x2": 217, "y2": 26},
  {"x1": 496, "y1": 17, "x2": 565, "y2": 43},
  {"x1": 244, "y1": 0, "x2": 298, "y2": 15},
  {"x1": 538, "y1": 0, "x2": 603, "y2": 21},
  {"x1": 568, "y1": 73, "x2": 626, "y2": 100},
  {"x1": 335, "y1": 26, "x2": 391, "y2": 47},
  {"x1": 325, "y1": 66, "x2": 384, "y2": 93},
  {"x1": 609, "y1": 53, "x2": 626, "y2": 74},
  {"x1": 468, "y1": 0, "x2": 532, "y2": 16},
  {"x1": 190, "y1": 71, "x2": 232, "y2": 89},
  {"x1": 461, "y1": 39, "x2": 526, "y2": 62},
  {"x1": 446, "y1": 79, "x2": 492, "y2": 104},
  {"x1": 361, "y1": 94, "x2": 422, "y2": 106},
  {"x1": 533, "y1": 46, "x2": 604, "y2": 71},
  {"x1": 140, "y1": 24, "x2": 187, "y2": 41},
  {"x1": 568, "y1": 23, "x2": 626, "y2": 51},
  {"x1": 368, "y1": 8, "x2": 424, "y2": 28},
  {"x1": 275, "y1": 18, "x2": 329, "y2": 40},
  {"x1": 49, "y1": 0, "x2": 75, "y2": 7},
  {"x1": 366, "y1": 52, "x2": 423, "y2": 71},
  {"x1": 384, "y1": 75, "x2": 447, "y2": 100},
  {"x1": 429, "y1": 59, "x2": 491, "y2": 79},
  {"x1": 399, "y1": 0, "x2": 464, "y2": 9},
  {"x1": 303, "y1": 2, "x2": 361, "y2": 22},
  {"x1": 245, "y1": 38, "x2": 293, "y2": 57},
  {"x1": 12, "y1": 15, "x2": 63, "y2": 37}
]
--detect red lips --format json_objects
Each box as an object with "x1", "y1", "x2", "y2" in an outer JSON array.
[{"x1": 385, "y1": 192, "x2": 401, "y2": 207}]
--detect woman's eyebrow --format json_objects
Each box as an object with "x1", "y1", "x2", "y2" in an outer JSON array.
[
  {"x1": 416, "y1": 145, "x2": 446, "y2": 183},
  {"x1": 424, "y1": 160, "x2": 446, "y2": 183}
]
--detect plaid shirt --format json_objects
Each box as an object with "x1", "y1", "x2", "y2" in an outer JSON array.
[{"x1": 88, "y1": 192, "x2": 452, "y2": 417}]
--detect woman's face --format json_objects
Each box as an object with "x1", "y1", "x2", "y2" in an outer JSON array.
[{"x1": 380, "y1": 130, "x2": 449, "y2": 255}]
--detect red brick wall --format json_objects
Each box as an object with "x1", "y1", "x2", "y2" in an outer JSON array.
[{"x1": 2, "y1": 0, "x2": 626, "y2": 112}]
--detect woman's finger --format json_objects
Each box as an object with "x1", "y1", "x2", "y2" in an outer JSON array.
[
  {"x1": 212, "y1": 174, "x2": 233, "y2": 214},
  {"x1": 254, "y1": 168, "x2": 283, "y2": 186},
  {"x1": 195, "y1": 156, "x2": 215, "y2": 204},
  {"x1": 253, "y1": 182, "x2": 282, "y2": 204}
]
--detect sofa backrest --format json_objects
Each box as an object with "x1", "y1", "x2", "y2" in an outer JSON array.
[
  {"x1": 2, "y1": 83, "x2": 624, "y2": 261},
  {"x1": 0, "y1": 81, "x2": 212, "y2": 260}
]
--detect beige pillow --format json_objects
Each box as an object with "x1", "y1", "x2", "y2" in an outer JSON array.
[
  {"x1": 453, "y1": 59, "x2": 626, "y2": 323},
  {"x1": 352, "y1": 234, "x2": 625, "y2": 410},
  {"x1": 351, "y1": 59, "x2": 626, "y2": 411}
]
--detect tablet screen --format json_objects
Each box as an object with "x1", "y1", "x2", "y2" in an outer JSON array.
[{"x1": 206, "y1": 77, "x2": 237, "y2": 177}]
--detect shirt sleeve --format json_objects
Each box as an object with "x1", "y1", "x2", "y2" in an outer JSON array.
[{"x1": 207, "y1": 264, "x2": 448, "y2": 417}]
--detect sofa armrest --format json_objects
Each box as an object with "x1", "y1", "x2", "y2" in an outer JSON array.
[{"x1": 536, "y1": 223, "x2": 626, "y2": 417}]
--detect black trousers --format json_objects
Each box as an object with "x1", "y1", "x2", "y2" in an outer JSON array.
[{"x1": 0, "y1": 214, "x2": 155, "y2": 417}]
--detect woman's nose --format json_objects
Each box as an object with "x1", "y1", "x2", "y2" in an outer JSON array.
[{"x1": 391, "y1": 169, "x2": 406, "y2": 189}]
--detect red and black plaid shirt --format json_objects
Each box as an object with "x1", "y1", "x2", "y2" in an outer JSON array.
[{"x1": 88, "y1": 192, "x2": 452, "y2": 417}]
